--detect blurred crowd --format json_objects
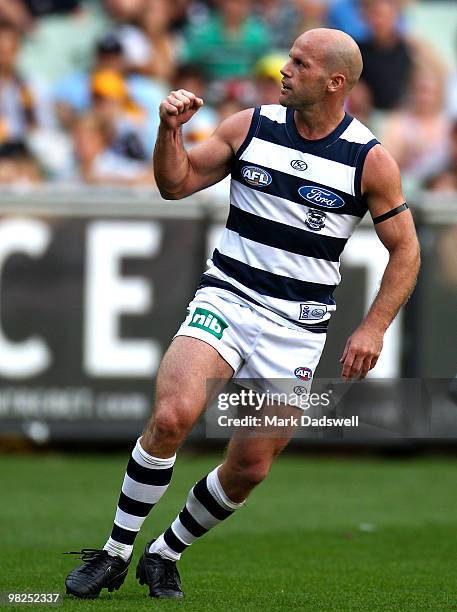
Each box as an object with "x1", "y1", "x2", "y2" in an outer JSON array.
[{"x1": 0, "y1": 0, "x2": 456, "y2": 192}]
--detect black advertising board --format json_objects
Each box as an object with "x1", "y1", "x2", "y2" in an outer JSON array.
[{"x1": 0, "y1": 208, "x2": 205, "y2": 442}]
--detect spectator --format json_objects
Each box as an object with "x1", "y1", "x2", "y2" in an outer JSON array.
[
  {"x1": 327, "y1": 0, "x2": 372, "y2": 41},
  {"x1": 172, "y1": 0, "x2": 201, "y2": 31},
  {"x1": 172, "y1": 64, "x2": 218, "y2": 148},
  {"x1": 447, "y1": 29, "x2": 457, "y2": 120},
  {"x1": 139, "y1": 0, "x2": 178, "y2": 82},
  {"x1": 104, "y1": 0, "x2": 144, "y2": 23},
  {"x1": 216, "y1": 95, "x2": 246, "y2": 121},
  {"x1": 104, "y1": 0, "x2": 151, "y2": 74},
  {"x1": 105, "y1": 0, "x2": 180, "y2": 81},
  {"x1": 0, "y1": 141, "x2": 42, "y2": 185},
  {"x1": 90, "y1": 68, "x2": 148, "y2": 160},
  {"x1": 0, "y1": 0, "x2": 33, "y2": 33},
  {"x1": 346, "y1": 80, "x2": 374, "y2": 126},
  {"x1": 53, "y1": 33, "x2": 166, "y2": 153},
  {"x1": 201, "y1": 94, "x2": 247, "y2": 200},
  {"x1": 17, "y1": 1, "x2": 107, "y2": 85},
  {"x1": 427, "y1": 121, "x2": 457, "y2": 192},
  {"x1": 358, "y1": 0, "x2": 413, "y2": 111},
  {"x1": 54, "y1": 33, "x2": 126, "y2": 128},
  {"x1": 0, "y1": 0, "x2": 80, "y2": 34},
  {"x1": 254, "y1": 54, "x2": 287, "y2": 105},
  {"x1": 0, "y1": 21, "x2": 52, "y2": 150},
  {"x1": 71, "y1": 112, "x2": 154, "y2": 186},
  {"x1": 293, "y1": 1, "x2": 330, "y2": 33},
  {"x1": 181, "y1": 0, "x2": 271, "y2": 83},
  {"x1": 107, "y1": 0, "x2": 178, "y2": 81},
  {"x1": 383, "y1": 68, "x2": 451, "y2": 188},
  {"x1": 253, "y1": 0, "x2": 306, "y2": 52},
  {"x1": 327, "y1": 0, "x2": 409, "y2": 42},
  {"x1": 0, "y1": 0, "x2": 82, "y2": 24}
]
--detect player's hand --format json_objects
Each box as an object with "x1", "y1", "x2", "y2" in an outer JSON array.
[
  {"x1": 339, "y1": 325, "x2": 383, "y2": 380},
  {"x1": 159, "y1": 89, "x2": 204, "y2": 130}
]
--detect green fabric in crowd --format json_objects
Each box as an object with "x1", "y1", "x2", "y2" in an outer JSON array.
[{"x1": 182, "y1": 14, "x2": 271, "y2": 81}]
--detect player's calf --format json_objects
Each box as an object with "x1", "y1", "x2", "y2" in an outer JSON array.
[
  {"x1": 138, "y1": 465, "x2": 244, "y2": 598},
  {"x1": 218, "y1": 459, "x2": 271, "y2": 502}
]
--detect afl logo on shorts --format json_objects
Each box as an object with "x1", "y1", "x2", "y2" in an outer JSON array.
[
  {"x1": 242, "y1": 166, "x2": 272, "y2": 187},
  {"x1": 298, "y1": 186, "x2": 345, "y2": 209},
  {"x1": 291, "y1": 159, "x2": 308, "y2": 171},
  {"x1": 294, "y1": 367, "x2": 313, "y2": 381}
]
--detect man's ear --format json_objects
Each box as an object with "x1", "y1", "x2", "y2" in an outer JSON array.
[{"x1": 328, "y1": 74, "x2": 345, "y2": 93}]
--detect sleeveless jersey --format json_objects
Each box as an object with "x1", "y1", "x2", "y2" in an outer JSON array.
[{"x1": 200, "y1": 104, "x2": 380, "y2": 330}]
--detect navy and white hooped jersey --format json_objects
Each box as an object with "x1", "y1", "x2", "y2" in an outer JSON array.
[{"x1": 200, "y1": 104, "x2": 380, "y2": 330}]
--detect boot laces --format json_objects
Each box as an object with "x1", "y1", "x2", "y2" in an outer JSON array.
[{"x1": 63, "y1": 549, "x2": 110, "y2": 573}]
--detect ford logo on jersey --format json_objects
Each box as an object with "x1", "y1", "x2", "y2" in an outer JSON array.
[
  {"x1": 298, "y1": 186, "x2": 345, "y2": 208},
  {"x1": 242, "y1": 166, "x2": 272, "y2": 187}
]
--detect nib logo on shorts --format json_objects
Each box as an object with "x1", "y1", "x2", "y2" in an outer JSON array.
[{"x1": 188, "y1": 307, "x2": 228, "y2": 340}]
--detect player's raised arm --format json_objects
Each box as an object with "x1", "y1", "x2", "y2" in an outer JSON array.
[
  {"x1": 340, "y1": 145, "x2": 421, "y2": 380},
  {"x1": 153, "y1": 89, "x2": 253, "y2": 199}
]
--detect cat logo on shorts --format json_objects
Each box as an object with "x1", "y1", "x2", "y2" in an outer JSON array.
[
  {"x1": 294, "y1": 367, "x2": 313, "y2": 381},
  {"x1": 188, "y1": 307, "x2": 228, "y2": 340}
]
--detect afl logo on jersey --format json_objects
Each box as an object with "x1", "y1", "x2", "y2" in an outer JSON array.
[
  {"x1": 242, "y1": 166, "x2": 272, "y2": 187},
  {"x1": 298, "y1": 186, "x2": 345, "y2": 209},
  {"x1": 291, "y1": 159, "x2": 308, "y2": 171}
]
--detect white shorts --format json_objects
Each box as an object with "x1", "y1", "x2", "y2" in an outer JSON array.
[{"x1": 175, "y1": 287, "x2": 326, "y2": 396}]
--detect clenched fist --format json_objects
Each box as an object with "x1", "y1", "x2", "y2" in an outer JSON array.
[{"x1": 159, "y1": 89, "x2": 204, "y2": 130}]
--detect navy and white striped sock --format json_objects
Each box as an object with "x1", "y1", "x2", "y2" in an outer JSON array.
[
  {"x1": 149, "y1": 465, "x2": 244, "y2": 561},
  {"x1": 103, "y1": 438, "x2": 175, "y2": 561}
]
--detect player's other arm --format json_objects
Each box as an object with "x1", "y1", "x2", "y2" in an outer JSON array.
[
  {"x1": 153, "y1": 88, "x2": 253, "y2": 199},
  {"x1": 340, "y1": 145, "x2": 421, "y2": 380}
]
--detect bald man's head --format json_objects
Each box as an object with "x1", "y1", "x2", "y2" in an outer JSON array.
[
  {"x1": 279, "y1": 28, "x2": 363, "y2": 111},
  {"x1": 295, "y1": 28, "x2": 363, "y2": 92}
]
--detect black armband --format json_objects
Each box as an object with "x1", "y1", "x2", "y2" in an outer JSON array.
[{"x1": 372, "y1": 203, "x2": 409, "y2": 225}]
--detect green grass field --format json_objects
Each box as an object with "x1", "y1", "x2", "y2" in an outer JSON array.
[{"x1": 2, "y1": 452, "x2": 457, "y2": 611}]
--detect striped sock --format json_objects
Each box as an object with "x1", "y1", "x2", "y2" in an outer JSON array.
[
  {"x1": 103, "y1": 438, "x2": 175, "y2": 561},
  {"x1": 149, "y1": 465, "x2": 244, "y2": 561}
]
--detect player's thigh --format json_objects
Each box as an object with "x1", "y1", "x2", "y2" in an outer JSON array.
[{"x1": 155, "y1": 335, "x2": 234, "y2": 419}]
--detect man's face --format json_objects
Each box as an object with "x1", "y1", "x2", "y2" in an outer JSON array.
[
  {"x1": 0, "y1": 30, "x2": 19, "y2": 73},
  {"x1": 219, "y1": 0, "x2": 251, "y2": 23},
  {"x1": 73, "y1": 122, "x2": 105, "y2": 162},
  {"x1": 104, "y1": 0, "x2": 144, "y2": 21},
  {"x1": 96, "y1": 51, "x2": 124, "y2": 73},
  {"x1": 450, "y1": 129, "x2": 457, "y2": 170},
  {"x1": 365, "y1": 1, "x2": 398, "y2": 41},
  {"x1": 279, "y1": 38, "x2": 329, "y2": 109}
]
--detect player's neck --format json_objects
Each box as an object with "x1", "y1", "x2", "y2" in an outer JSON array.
[{"x1": 293, "y1": 106, "x2": 346, "y2": 141}]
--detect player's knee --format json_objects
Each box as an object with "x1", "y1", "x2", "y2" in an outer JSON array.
[
  {"x1": 149, "y1": 412, "x2": 182, "y2": 442},
  {"x1": 236, "y1": 461, "x2": 271, "y2": 488},
  {"x1": 148, "y1": 402, "x2": 194, "y2": 443}
]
